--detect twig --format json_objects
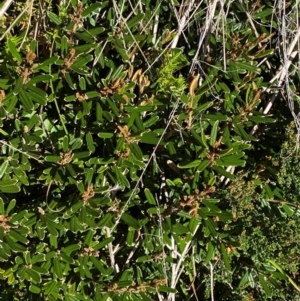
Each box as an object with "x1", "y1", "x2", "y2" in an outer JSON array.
[
  {"x1": 105, "y1": 227, "x2": 120, "y2": 274},
  {"x1": 0, "y1": 1, "x2": 31, "y2": 41},
  {"x1": 111, "y1": 98, "x2": 181, "y2": 233},
  {"x1": 167, "y1": 224, "x2": 200, "y2": 301},
  {"x1": 190, "y1": 0, "x2": 218, "y2": 73},
  {"x1": 152, "y1": 9, "x2": 159, "y2": 45},
  {"x1": 0, "y1": 0, "x2": 14, "y2": 18},
  {"x1": 220, "y1": 18, "x2": 300, "y2": 184},
  {"x1": 170, "y1": 0, "x2": 196, "y2": 49},
  {"x1": 210, "y1": 262, "x2": 214, "y2": 301},
  {"x1": 0, "y1": 140, "x2": 43, "y2": 163}
]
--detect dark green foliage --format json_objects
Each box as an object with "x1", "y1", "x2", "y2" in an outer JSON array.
[{"x1": 0, "y1": 0, "x2": 299, "y2": 300}]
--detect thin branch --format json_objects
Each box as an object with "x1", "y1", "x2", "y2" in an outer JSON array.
[
  {"x1": 190, "y1": 0, "x2": 218, "y2": 73},
  {"x1": 105, "y1": 227, "x2": 120, "y2": 274},
  {"x1": 170, "y1": 0, "x2": 196, "y2": 49},
  {"x1": 0, "y1": 0, "x2": 13, "y2": 18},
  {"x1": 111, "y1": 97, "x2": 181, "y2": 233},
  {"x1": 210, "y1": 262, "x2": 214, "y2": 301}
]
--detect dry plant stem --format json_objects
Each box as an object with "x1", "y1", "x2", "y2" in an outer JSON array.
[
  {"x1": 238, "y1": 0, "x2": 272, "y2": 70},
  {"x1": 220, "y1": 25, "x2": 300, "y2": 184},
  {"x1": 152, "y1": 10, "x2": 159, "y2": 45},
  {"x1": 190, "y1": 246, "x2": 200, "y2": 301},
  {"x1": 167, "y1": 225, "x2": 199, "y2": 301},
  {"x1": 19, "y1": 0, "x2": 33, "y2": 49},
  {"x1": 210, "y1": 262, "x2": 214, "y2": 301},
  {"x1": 112, "y1": 0, "x2": 151, "y2": 69},
  {"x1": 154, "y1": 196, "x2": 168, "y2": 281},
  {"x1": 190, "y1": 0, "x2": 218, "y2": 72},
  {"x1": 251, "y1": 48, "x2": 298, "y2": 135},
  {"x1": 105, "y1": 227, "x2": 120, "y2": 274},
  {"x1": 110, "y1": 98, "x2": 181, "y2": 233},
  {"x1": 220, "y1": 0, "x2": 227, "y2": 72},
  {"x1": 124, "y1": 239, "x2": 141, "y2": 265},
  {"x1": 170, "y1": 0, "x2": 196, "y2": 49},
  {"x1": 154, "y1": 200, "x2": 167, "y2": 301},
  {"x1": 0, "y1": 140, "x2": 43, "y2": 163},
  {"x1": 0, "y1": 0, "x2": 31, "y2": 41},
  {"x1": 213, "y1": 0, "x2": 231, "y2": 72},
  {"x1": 0, "y1": 0, "x2": 13, "y2": 18}
]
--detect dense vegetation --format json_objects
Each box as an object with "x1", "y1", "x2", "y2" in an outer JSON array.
[{"x1": 0, "y1": 0, "x2": 300, "y2": 300}]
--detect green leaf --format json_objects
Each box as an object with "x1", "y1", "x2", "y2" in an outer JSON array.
[
  {"x1": 31, "y1": 265, "x2": 48, "y2": 274},
  {"x1": 33, "y1": 55, "x2": 59, "y2": 71},
  {"x1": 248, "y1": 114, "x2": 276, "y2": 123},
  {"x1": 138, "y1": 132, "x2": 162, "y2": 145},
  {"x1": 19, "y1": 88, "x2": 34, "y2": 112},
  {"x1": 63, "y1": 244, "x2": 81, "y2": 255},
  {"x1": 173, "y1": 223, "x2": 188, "y2": 235},
  {"x1": 215, "y1": 154, "x2": 246, "y2": 167},
  {"x1": 26, "y1": 267, "x2": 41, "y2": 283},
  {"x1": 31, "y1": 253, "x2": 45, "y2": 264},
  {"x1": 210, "y1": 121, "x2": 219, "y2": 147},
  {"x1": 258, "y1": 274, "x2": 272, "y2": 297},
  {"x1": 98, "y1": 213, "x2": 112, "y2": 228},
  {"x1": 60, "y1": 252, "x2": 73, "y2": 264},
  {"x1": 25, "y1": 84, "x2": 48, "y2": 105},
  {"x1": 238, "y1": 271, "x2": 250, "y2": 289},
  {"x1": 232, "y1": 121, "x2": 258, "y2": 141},
  {"x1": 72, "y1": 55, "x2": 93, "y2": 68},
  {"x1": 282, "y1": 204, "x2": 293, "y2": 216},
  {"x1": 198, "y1": 160, "x2": 210, "y2": 172},
  {"x1": 196, "y1": 101, "x2": 214, "y2": 112},
  {"x1": 212, "y1": 166, "x2": 235, "y2": 180},
  {"x1": 7, "y1": 39, "x2": 22, "y2": 63},
  {"x1": 82, "y1": 3, "x2": 102, "y2": 17},
  {"x1": 254, "y1": 48, "x2": 274, "y2": 59},
  {"x1": 178, "y1": 160, "x2": 202, "y2": 169},
  {"x1": 205, "y1": 242, "x2": 215, "y2": 264},
  {"x1": 253, "y1": 8, "x2": 274, "y2": 19},
  {"x1": 98, "y1": 132, "x2": 114, "y2": 139},
  {"x1": 86, "y1": 132, "x2": 95, "y2": 153},
  {"x1": 28, "y1": 75, "x2": 53, "y2": 84},
  {"x1": 232, "y1": 61, "x2": 261, "y2": 74},
  {"x1": 10, "y1": 210, "x2": 27, "y2": 223},
  {"x1": 127, "y1": 13, "x2": 145, "y2": 28},
  {"x1": 5, "y1": 235, "x2": 26, "y2": 252},
  {"x1": 112, "y1": 165, "x2": 130, "y2": 188},
  {"x1": 45, "y1": 156, "x2": 61, "y2": 163},
  {"x1": 53, "y1": 256, "x2": 63, "y2": 279},
  {"x1": 71, "y1": 138, "x2": 83, "y2": 150},
  {"x1": 29, "y1": 284, "x2": 41, "y2": 294},
  {"x1": 44, "y1": 280, "x2": 58, "y2": 296},
  {"x1": 0, "y1": 184, "x2": 21, "y2": 193},
  {"x1": 9, "y1": 229, "x2": 29, "y2": 244},
  {"x1": 144, "y1": 188, "x2": 156, "y2": 205},
  {"x1": 204, "y1": 218, "x2": 217, "y2": 237},
  {"x1": 13, "y1": 77, "x2": 23, "y2": 95},
  {"x1": 6, "y1": 94, "x2": 18, "y2": 112},
  {"x1": 47, "y1": 11, "x2": 62, "y2": 25},
  {"x1": 84, "y1": 229, "x2": 95, "y2": 246},
  {"x1": 202, "y1": 113, "x2": 228, "y2": 121},
  {"x1": 0, "y1": 198, "x2": 4, "y2": 214},
  {"x1": 158, "y1": 286, "x2": 177, "y2": 293},
  {"x1": 202, "y1": 199, "x2": 222, "y2": 213},
  {"x1": 93, "y1": 237, "x2": 114, "y2": 250},
  {"x1": 5, "y1": 199, "x2": 17, "y2": 215},
  {"x1": 121, "y1": 212, "x2": 140, "y2": 229},
  {"x1": 126, "y1": 229, "x2": 135, "y2": 246},
  {"x1": 220, "y1": 242, "x2": 231, "y2": 270}
]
